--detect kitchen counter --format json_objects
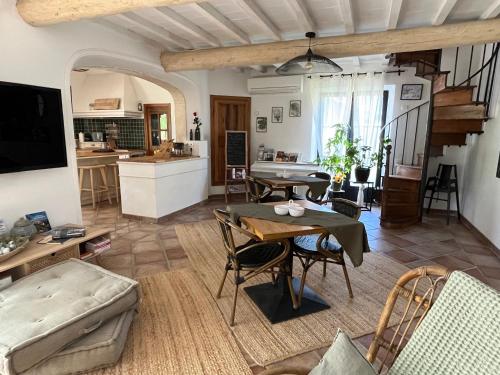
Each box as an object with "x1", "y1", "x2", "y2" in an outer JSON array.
[
  {"x1": 76, "y1": 149, "x2": 145, "y2": 159},
  {"x1": 117, "y1": 155, "x2": 199, "y2": 164}
]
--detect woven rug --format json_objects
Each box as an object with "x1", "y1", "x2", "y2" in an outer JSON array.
[
  {"x1": 93, "y1": 269, "x2": 252, "y2": 375},
  {"x1": 176, "y1": 220, "x2": 411, "y2": 366}
]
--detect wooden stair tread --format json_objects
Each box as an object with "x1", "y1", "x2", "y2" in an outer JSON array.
[
  {"x1": 433, "y1": 101, "x2": 484, "y2": 107},
  {"x1": 438, "y1": 85, "x2": 477, "y2": 92},
  {"x1": 387, "y1": 175, "x2": 421, "y2": 181},
  {"x1": 415, "y1": 70, "x2": 450, "y2": 77}
]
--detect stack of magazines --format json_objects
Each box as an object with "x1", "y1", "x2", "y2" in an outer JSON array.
[
  {"x1": 85, "y1": 236, "x2": 111, "y2": 254},
  {"x1": 51, "y1": 226, "x2": 86, "y2": 239}
]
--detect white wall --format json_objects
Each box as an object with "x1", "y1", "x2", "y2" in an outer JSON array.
[{"x1": 0, "y1": 0, "x2": 203, "y2": 228}]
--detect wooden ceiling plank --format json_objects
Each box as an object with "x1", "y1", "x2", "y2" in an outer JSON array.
[
  {"x1": 480, "y1": 0, "x2": 500, "y2": 19},
  {"x1": 433, "y1": 0, "x2": 459, "y2": 25},
  {"x1": 160, "y1": 18, "x2": 500, "y2": 71},
  {"x1": 193, "y1": 2, "x2": 251, "y2": 45},
  {"x1": 150, "y1": 7, "x2": 221, "y2": 47},
  {"x1": 338, "y1": 0, "x2": 355, "y2": 34},
  {"x1": 17, "y1": 0, "x2": 196, "y2": 26},
  {"x1": 387, "y1": 0, "x2": 403, "y2": 30},
  {"x1": 116, "y1": 12, "x2": 192, "y2": 50},
  {"x1": 232, "y1": 0, "x2": 282, "y2": 41},
  {"x1": 286, "y1": 0, "x2": 316, "y2": 33}
]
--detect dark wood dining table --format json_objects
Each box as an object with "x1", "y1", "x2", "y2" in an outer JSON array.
[
  {"x1": 238, "y1": 200, "x2": 336, "y2": 323},
  {"x1": 250, "y1": 172, "x2": 329, "y2": 200}
]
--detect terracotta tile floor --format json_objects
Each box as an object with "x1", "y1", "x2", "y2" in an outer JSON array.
[{"x1": 83, "y1": 196, "x2": 500, "y2": 373}]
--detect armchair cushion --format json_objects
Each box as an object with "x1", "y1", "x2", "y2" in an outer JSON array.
[
  {"x1": 236, "y1": 242, "x2": 286, "y2": 267},
  {"x1": 309, "y1": 329, "x2": 376, "y2": 375},
  {"x1": 294, "y1": 234, "x2": 342, "y2": 254},
  {"x1": 388, "y1": 271, "x2": 500, "y2": 375}
]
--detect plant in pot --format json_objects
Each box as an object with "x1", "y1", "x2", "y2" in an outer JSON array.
[
  {"x1": 317, "y1": 124, "x2": 359, "y2": 190},
  {"x1": 353, "y1": 145, "x2": 379, "y2": 183},
  {"x1": 193, "y1": 112, "x2": 202, "y2": 140}
]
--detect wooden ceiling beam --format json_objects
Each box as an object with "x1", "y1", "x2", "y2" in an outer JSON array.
[
  {"x1": 286, "y1": 0, "x2": 316, "y2": 33},
  {"x1": 160, "y1": 18, "x2": 500, "y2": 71},
  {"x1": 480, "y1": 0, "x2": 500, "y2": 19},
  {"x1": 232, "y1": 0, "x2": 282, "y2": 41},
  {"x1": 16, "y1": 0, "x2": 197, "y2": 26},
  {"x1": 338, "y1": 0, "x2": 355, "y2": 34},
  {"x1": 193, "y1": 2, "x2": 251, "y2": 45},
  {"x1": 432, "y1": 0, "x2": 458, "y2": 25},
  {"x1": 147, "y1": 7, "x2": 221, "y2": 47},
  {"x1": 386, "y1": 0, "x2": 403, "y2": 30}
]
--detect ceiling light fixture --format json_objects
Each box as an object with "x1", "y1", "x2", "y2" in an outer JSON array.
[{"x1": 276, "y1": 32, "x2": 343, "y2": 75}]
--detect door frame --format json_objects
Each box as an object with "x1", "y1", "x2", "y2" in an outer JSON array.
[
  {"x1": 210, "y1": 95, "x2": 251, "y2": 186},
  {"x1": 144, "y1": 103, "x2": 172, "y2": 155}
]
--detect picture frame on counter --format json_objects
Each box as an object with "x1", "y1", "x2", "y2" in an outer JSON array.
[
  {"x1": 289, "y1": 100, "x2": 301, "y2": 117},
  {"x1": 271, "y1": 107, "x2": 283, "y2": 123},
  {"x1": 256, "y1": 117, "x2": 268, "y2": 133}
]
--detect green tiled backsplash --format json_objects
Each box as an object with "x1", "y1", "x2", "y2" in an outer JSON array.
[{"x1": 73, "y1": 118, "x2": 145, "y2": 149}]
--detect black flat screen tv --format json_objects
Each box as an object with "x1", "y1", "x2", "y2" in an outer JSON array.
[{"x1": 0, "y1": 81, "x2": 67, "y2": 174}]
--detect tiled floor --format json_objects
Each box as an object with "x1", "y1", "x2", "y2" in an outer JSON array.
[{"x1": 83, "y1": 197, "x2": 500, "y2": 373}]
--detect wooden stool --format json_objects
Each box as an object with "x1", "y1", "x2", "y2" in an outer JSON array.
[
  {"x1": 78, "y1": 165, "x2": 112, "y2": 209},
  {"x1": 107, "y1": 163, "x2": 120, "y2": 204}
]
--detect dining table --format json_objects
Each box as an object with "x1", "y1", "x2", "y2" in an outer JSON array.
[{"x1": 230, "y1": 199, "x2": 370, "y2": 324}]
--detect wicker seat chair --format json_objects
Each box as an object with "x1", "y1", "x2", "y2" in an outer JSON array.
[
  {"x1": 213, "y1": 209, "x2": 297, "y2": 326},
  {"x1": 260, "y1": 266, "x2": 451, "y2": 375},
  {"x1": 245, "y1": 175, "x2": 287, "y2": 203},
  {"x1": 293, "y1": 198, "x2": 361, "y2": 305}
]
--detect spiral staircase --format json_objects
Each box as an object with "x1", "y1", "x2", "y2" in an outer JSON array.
[{"x1": 379, "y1": 43, "x2": 499, "y2": 228}]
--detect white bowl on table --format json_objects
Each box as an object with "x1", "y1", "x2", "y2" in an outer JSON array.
[
  {"x1": 274, "y1": 205, "x2": 289, "y2": 216},
  {"x1": 289, "y1": 205, "x2": 305, "y2": 217}
]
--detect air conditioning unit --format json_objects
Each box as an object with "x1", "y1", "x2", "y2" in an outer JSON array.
[{"x1": 247, "y1": 76, "x2": 303, "y2": 95}]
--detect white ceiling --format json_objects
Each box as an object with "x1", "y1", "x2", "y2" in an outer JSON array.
[{"x1": 95, "y1": 0, "x2": 500, "y2": 69}]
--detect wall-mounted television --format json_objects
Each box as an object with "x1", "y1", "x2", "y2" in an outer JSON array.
[{"x1": 0, "y1": 81, "x2": 67, "y2": 174}]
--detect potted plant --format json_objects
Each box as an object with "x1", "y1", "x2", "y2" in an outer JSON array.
[
  {"x1": 318, "y1": 124, "x2": 359, "y2": 189},
  {"x1": 353, "y1": 138, "x2": 391, "y2": 183},
  {"x1": 193, "y1": 112, "x2": 202, "y2": 140}
]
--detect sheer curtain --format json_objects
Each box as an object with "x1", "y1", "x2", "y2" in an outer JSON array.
[
  {"x1": 310, "y1": 76, "x2": 353, "y2": 160},
  {"x1": 352, "y1": 73, "x2": 385, "y2": 153}
]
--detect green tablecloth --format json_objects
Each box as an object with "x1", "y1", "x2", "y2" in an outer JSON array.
[
  {"x1": 251, "y1": 172, "x2": 330, "y2": 200},
  {"x1": 227, "y1": 203, "x2": 370, "y2": 267}
]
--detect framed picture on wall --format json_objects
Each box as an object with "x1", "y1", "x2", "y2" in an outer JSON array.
[
  {"x1": 256, "y1": 117, "x2": 267, "y2": 133},
  {"x1": 401, "y1": 84, "x2": 423, "y2": 100},
  {"x1": 271, "y1": 107, "x2": 283, "y2": 123},
  {"x1": 289, "y1": 100, "x2": 301, "y2": 117}
]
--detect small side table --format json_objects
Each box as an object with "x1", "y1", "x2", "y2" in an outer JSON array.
[{"x1": 350, "y1": 181, "x2": 374, "y2": 211}]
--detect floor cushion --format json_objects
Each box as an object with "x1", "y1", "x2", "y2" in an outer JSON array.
[
  {"x1": 388, "y1": 271, "x2": 500, "y2": 375},
  {"x1": 309, "y1": 329, "x2": 376, "y2": 375},
  {"x1": 0, "y1": 259, "x2": 139, "y2": 375},
  {"x1": 23, "y1": 308, "x2": 136, "y2": 375}
]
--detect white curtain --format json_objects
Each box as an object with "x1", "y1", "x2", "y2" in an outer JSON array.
[
  {"x1": 310, "y1": 76, "x2": 353, "y2": 160},
  {"x1": 352, "y1": 73, "x2": 385, "y2": 152}
]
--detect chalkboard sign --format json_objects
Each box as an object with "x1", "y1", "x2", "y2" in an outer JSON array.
[{"x1": 226, "y1": 131, "x2": 248, "y2": 167}]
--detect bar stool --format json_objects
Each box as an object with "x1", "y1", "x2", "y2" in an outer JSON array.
[
  {"x1": 107, "y1": 163, "x2": 120, "y2": 203},
  {"x1": 78, "y1": 165, "x2": 112, "y2": 209}
]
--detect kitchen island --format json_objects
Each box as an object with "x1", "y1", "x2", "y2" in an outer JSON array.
[
  {"x1": 76, "y1": 149, "x2": 146, "y2": 206},
  {"x1": 117, "y1": 154, "x2": 209, "y2": 221}
]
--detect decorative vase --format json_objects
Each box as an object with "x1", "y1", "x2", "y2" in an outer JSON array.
[
  {"x1": 194, "y1": 126, "x2": 201, "y2": 140},
  {"x1": 332, "y1": 181, "x2": 342, "y2": 191},
  {"x1": 189, "y1": 129, "x2": 193, "y2": 140},
  {"x1": 354, "y1": 167, "x2": 370, "y2": 182},
  {"x1": 10, "y1": 218, "x2": 37, "y2": 239}
]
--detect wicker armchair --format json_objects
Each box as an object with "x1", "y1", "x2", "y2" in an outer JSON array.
[
  {"x1": 245, "y1": 176, "x2": 287, "y2": 203},
  {"x1": 259, "y1": 266, "x2": 450, "y2": 375},
  {"x1": 213, "y1": 209, "x2": 297, "y2": 326}
]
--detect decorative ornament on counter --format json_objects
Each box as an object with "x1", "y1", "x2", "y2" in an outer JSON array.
[
  {"x1": 189, "y1": 129, "x2": 194, "y2": 141},
  {"x1": 10, "y1": 217, "x2": 37, "y2": 239},
  {"x1": 25, "y1": 211, "x2": 51, "y2": 233},
  {"x1": 193, "y1": 112, "x2": 202, "y2": 140}
]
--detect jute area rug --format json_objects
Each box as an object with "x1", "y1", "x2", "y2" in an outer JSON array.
[
  {"x1": 176, "y1": 220, "x2": 411, "y2": 367},
  {"x1": 93, "y1": 269, "x2": 252, "y2": 375}
]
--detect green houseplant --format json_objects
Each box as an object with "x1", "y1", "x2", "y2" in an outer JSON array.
[{"x1": 353, "y1": 138, "x2": 391, "y2": 182}]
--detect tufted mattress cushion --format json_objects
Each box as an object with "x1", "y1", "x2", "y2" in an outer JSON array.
[
  {"x1": 23, "y1": 308, "x2": 136, "y2": 375},
  {"x1": 0, "y1": 259, "x2": 139, "y2": 375}
]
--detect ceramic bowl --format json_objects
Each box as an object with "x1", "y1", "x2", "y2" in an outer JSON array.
[
  {"x1": 274, "y1": 205, "x2": 289, "y2": 216},
  {"x1": 289, "y1": 206, "x2": 305, "y2": 217},
  {"x1": 288, "y1": 200, "x2": 300, "y2": 208}
]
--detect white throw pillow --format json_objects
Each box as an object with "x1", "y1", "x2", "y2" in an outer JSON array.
[{"x1": 309, "y1": 329, "x2": 377, "y2": 375}]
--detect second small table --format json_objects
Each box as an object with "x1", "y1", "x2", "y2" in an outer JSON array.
[{"x1": 350, "y1": 181, "x2": 374, "y2": 211}]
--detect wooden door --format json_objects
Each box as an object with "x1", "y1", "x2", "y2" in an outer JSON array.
[
  {"x1": 144, "y1": 104, "x2": 172, "y2": 155},
  {"x1": 210, "y1": 95, "x2": 251, "y2": 186}
]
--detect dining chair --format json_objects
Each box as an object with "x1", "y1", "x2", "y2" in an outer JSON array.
[
  {"x1": 213, "y1": 209, "x2": 297, "y2": 326},
  {"x1": 289, "y1": 171, "x2": 331, "y2": 202},
  {"x1": 245, "y1": 175, "x2": 286, "y2": 203},
  {"x1": 293, "y1": 198, "x2": 361, "y2": 305}
]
